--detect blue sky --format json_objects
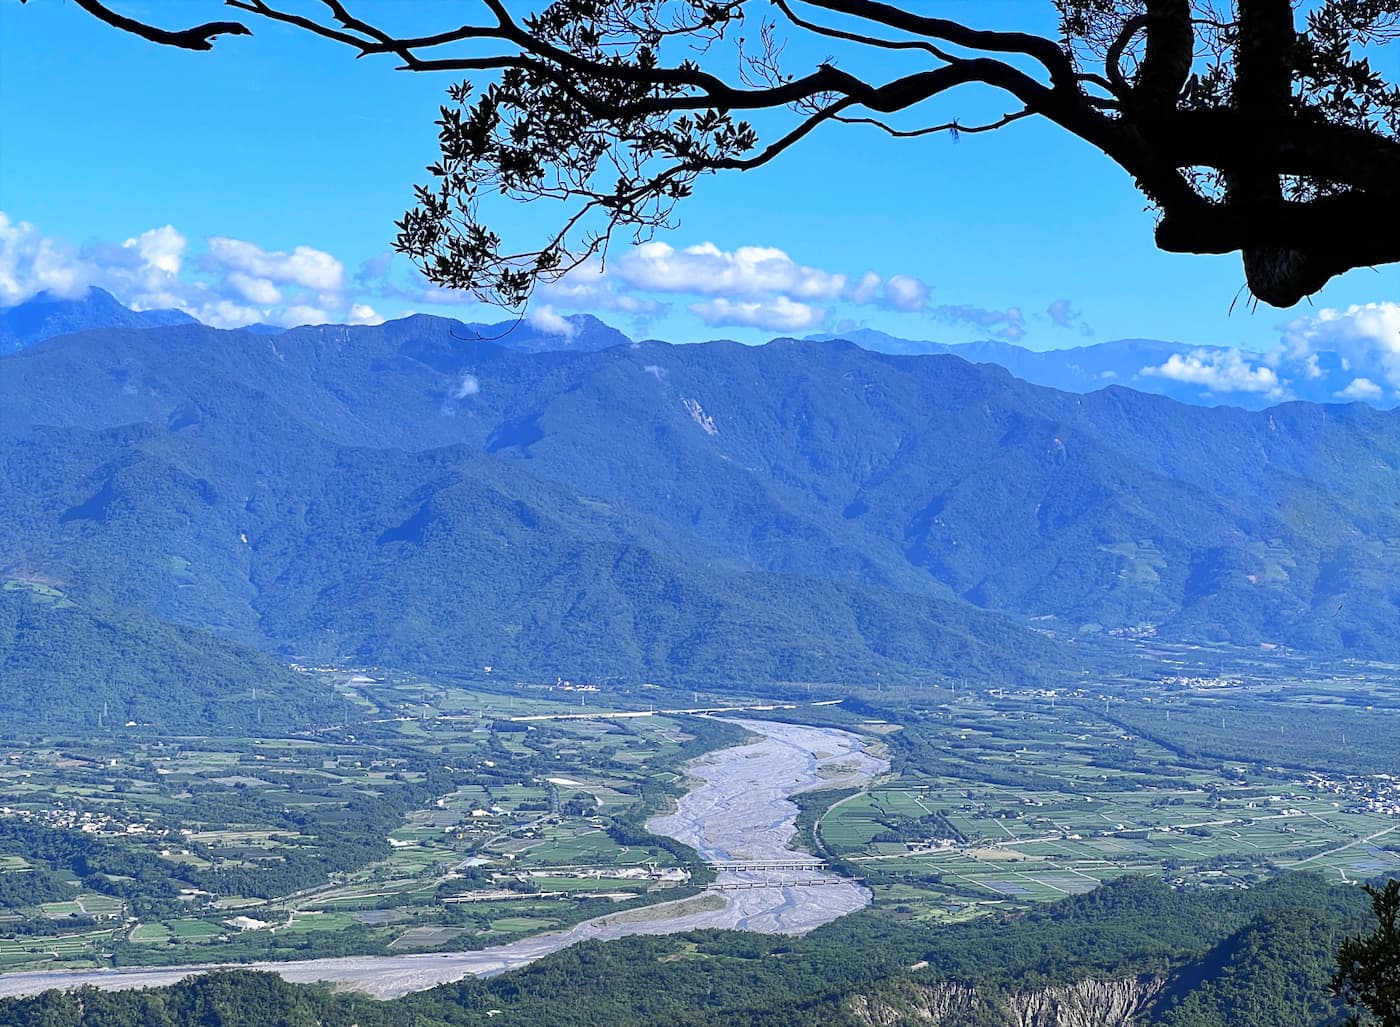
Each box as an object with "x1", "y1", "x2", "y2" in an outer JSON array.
[{"x1": 3, "y1": 0, "x2": 1399, "y2": 372}]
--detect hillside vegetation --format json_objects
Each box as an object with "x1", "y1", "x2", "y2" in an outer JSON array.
[{"x1": 8, "y1": 310, "x2": 1400, "y2": 723}]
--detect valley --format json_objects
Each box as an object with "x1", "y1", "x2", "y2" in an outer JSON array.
[
  {"x1": 0, "y1": 716, "x2": 885, "y2": 998},
  {"x1": 0, "y1": 660, "x2": 1394, "y2": 996},
  {"x1": 2, "y1": 297, "x2": 1400, "y2": 1023}
]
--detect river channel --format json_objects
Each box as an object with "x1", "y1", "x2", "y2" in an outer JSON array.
[{"x1": 0, "y1": 718, "x2": 887, "y2": 999}]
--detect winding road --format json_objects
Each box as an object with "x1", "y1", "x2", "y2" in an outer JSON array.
[{"x1": 0, "y1": 717, "x2": 886, "y2": 999}]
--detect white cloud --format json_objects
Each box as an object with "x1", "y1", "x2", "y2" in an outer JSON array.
[
  {"x1": 199, "y1": 298, "x2": 266, "y2": 330},
  {"x1": 539, "y1": 258, "x2": 661, "y2": 314},
  {"x1": 1336, "y1": 377, "x2": 1384, "y2": 401},
  {"x1": 883, "y1": 274, "x2": 929, "y2": 312},
  {"x1": 206, "y1": 236, "x2": 344, "y2": 292},
  {"x1": 1282, "y1": 301, "x2": 1400, "y2": 389},
  {"x1": 227, "y1": 271, "x2": 282, "y2": 306},
  {"x1": 527, "y1": 304, "x2": 576, "y2": 337},
  {"x1": 1141, "y1": 349, "x2": 1285, "y2": 397},
  {"x1": 0, "y1": 214, "x2": 190, "y2": 307},
  {"x1": 1046, "y1": 298, "x2": 1092, "y2": 335},
  {"x1": 348, "y1": 303, "x2": 384, "y2": 325},
  {"x1": 689, "y1": 295, "x2": 825, "y2": 332},
  {"x1": 452, "y1": 373, "x2": 481, "y2": 399},
  {"x1": 846, "y1": 271, "x2": 881, "y2": 305},
  {"x1": 550, "y1": 242, "x2": 935, "y2": 335},
  {"x1": 617, "y1": 241, "x2": 846, "y2": 300},
  {"x1": 933, "y1": 304, "x2": 1026, "y2": 342},
  {"x1": 0, "y1": 217, "x2": 970, "y2": 345},
  {"x1": 0, "y1": 213, "x2": 87, "y2": 302},
  {"x1": 276, "y1": 304, "x2": 331, "y2": 327},
  {"x1": 0, "y1": 213, "x2": 392, "y2": 330},
  {"x1": 353, "y1": 239, "x2": 935, "y2": 337},
  {"x1": 125, "y1": 225, "x2": 185, "y2": 276}
]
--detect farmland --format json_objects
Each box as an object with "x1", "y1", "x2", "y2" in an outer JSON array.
[
  {"x1": 807, "y1": 668, "x2": 1400, "y2": 921},
  {"x1": 0, "y1": 672, "x2": 751, "y2": 973},
  {"x1": 0, "y1": 652, "x2": 1398, "y2": 979}
]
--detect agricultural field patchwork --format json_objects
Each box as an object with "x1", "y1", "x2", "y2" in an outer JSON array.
[
  {"x1": 1, "y1": 655, "x2": 1397, "y2": 975},
  {"x1": 807, "y1": 676, "x2": 1400, "y2": 921},
  {"x1": 0, "y1": 673, "x2": 747, "y2": 972}
]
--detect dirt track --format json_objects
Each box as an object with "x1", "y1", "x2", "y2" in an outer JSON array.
[{"x1": 0, "y1": 718, "x2": 886, "y2": 1000}]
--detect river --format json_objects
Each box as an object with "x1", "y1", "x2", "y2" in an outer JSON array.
[{"x1": 0, "y1": 717, "x2": 886, "y2": 1000}]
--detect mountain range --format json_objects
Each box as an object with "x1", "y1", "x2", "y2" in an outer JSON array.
[
  {"x1": 807, "y1": 328, "x2": 1273, "y2": 406},
  {"x1": 0, "y1": 288, "x2": 195, "y2": 354},
  {"x1": 5, "y1": 290, "x2": 1400, "y2": 728},
  {"x1": 6, "y1": 288, "x2": 1382, "y2": 410}
]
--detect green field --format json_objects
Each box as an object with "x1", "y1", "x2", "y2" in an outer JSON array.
[
  {"x1": 804, "y1": 678, "x2": 1400, "y2": 920},
  {"x1": 0, "y1": 672, "x2": 744, "y2": 971},
  {"x1": 0, "y1": 659, "x2": 1396, "y2": 972}
]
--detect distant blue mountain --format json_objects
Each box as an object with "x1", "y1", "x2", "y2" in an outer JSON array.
[
  {"x1": 9, "y1": 309, "x2": 1400, "y2": 688},
  {"x1": 0, "y1": 290, "x2": 629, "y2": 357},
  {"x1": 6, "y1": 290, "x2": 1384, "y2": 412},
  {"x1": 0, "y1": 287, "x2": 194, "y2": 353},
  {"x1": 440, "y1": 311, "x2": 632, "y2": 353},
  {"x1": 812, "y1": 329, "x2": 1198, "y2": 390},
  {"x1": 808, "y1": 328, "x2": 1384, "y2": 410},
  {"x1": 16, "y1": 289, "x2": 1400, "y2": 715}
]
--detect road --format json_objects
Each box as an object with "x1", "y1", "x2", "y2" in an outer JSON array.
[
  {"x1": 1285, "y1": 824, "x2": 1399, "y2": 867},
  {"x1": 0, "y1": 718, "x2": 886, "y2": 1000}
]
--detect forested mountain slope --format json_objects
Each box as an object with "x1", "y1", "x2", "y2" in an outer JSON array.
[{"x1": 6, "y1": 314, "x2": 1400, "y2": 688}]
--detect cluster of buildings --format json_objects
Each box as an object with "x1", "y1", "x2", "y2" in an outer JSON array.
[
  {"x1": 1304, "y1": 771, "x2": 1400, "y2": 816},
  {"x1": 0, "y1": 803, "x2": 159, "y2": 837},
  {"x1": 554, "y1": 679, "x2": 601, "y2": 693}
]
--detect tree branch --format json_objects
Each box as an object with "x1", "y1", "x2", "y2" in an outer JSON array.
[
  {"x1": 56, "y1": 0, "x2": 251, "y2": 50},
  {"x1": 1135, "y1": 1, "x2": 1194, "y2": 111},
  {"x1": 39, "y1": 0, "x2": 1400, "y2": 307},
  {"x1": 770, "y1": 0, "x2": 956, "y2": 62},
  {"x1": 797, "y1": 0, "x2": 1079, "y2": 92},
  {"x1": 834, "y1": 109, "x2": 1034, "y2": 138}
]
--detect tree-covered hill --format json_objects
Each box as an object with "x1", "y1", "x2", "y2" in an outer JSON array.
[
  {"x1": 8, "y1": 314, "x2": 1400, "y2": 678},
  {"x1": 0, "y1": 873, "x2": 1370, "y2": 1026},
  {"x1": 0, "y1": 582, "x2": 339, "y2": 735},
  {"x1": 1, "y1": 417, "x2": 1061, "y2": 698}
]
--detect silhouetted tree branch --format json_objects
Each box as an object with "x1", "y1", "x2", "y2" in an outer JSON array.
[
  {"x1": 34, "y1": 0, "x2": 1400, "y2": 308},
  {"x1": 58, "y1": 0, "x2": 251, "y2": 50}
]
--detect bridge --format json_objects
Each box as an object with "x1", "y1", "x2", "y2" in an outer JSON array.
[
  {"x1": 709, "y1": 859, "x2": 826, "y2": 873},
  {"x1": 710, "y1": 877, "x2": 854, "y2": 891}
]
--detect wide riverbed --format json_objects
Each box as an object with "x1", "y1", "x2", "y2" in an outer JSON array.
[{"x1": 0, "y1": 717, "x2": 886, "y2": 999}]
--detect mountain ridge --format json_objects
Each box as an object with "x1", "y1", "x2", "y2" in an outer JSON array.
[
  {"x1": 3, "y1": 288, "x2": 1372, "y2": 410},
  {"x1": 0, "y1": 287, "x2": 194, "y2": 354},
  {"x1": 7, "y1": 308, "x2": 1400, "y2": 685}
]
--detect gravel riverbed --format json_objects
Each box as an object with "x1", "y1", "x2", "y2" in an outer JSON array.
[{"x1": 0, "y1": 717, "x2": 886, "y2": 999}]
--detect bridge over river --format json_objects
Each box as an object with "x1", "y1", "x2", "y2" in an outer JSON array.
[
  {"x1": 0, "y1": 718, "x2": 887, "y2": 1000},
  {"x1": 710, "y1": 859, "x2": 826, "y2": 872}
]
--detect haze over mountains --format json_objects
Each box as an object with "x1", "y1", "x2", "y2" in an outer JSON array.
[{"x1": 5, "y1": 289, "x2": 1400, "y2": 727}]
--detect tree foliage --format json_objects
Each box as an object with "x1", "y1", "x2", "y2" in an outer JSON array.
[
  {"x1": 34, "y1": 0, "x2": 1400, "y2": 309},
  {"x1": 0, "y1": 873, "x2": 1373, "y2": 1026},
  {"x1": 1334, "y1": 878, "x2": 1400, "y2": 1027}
]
